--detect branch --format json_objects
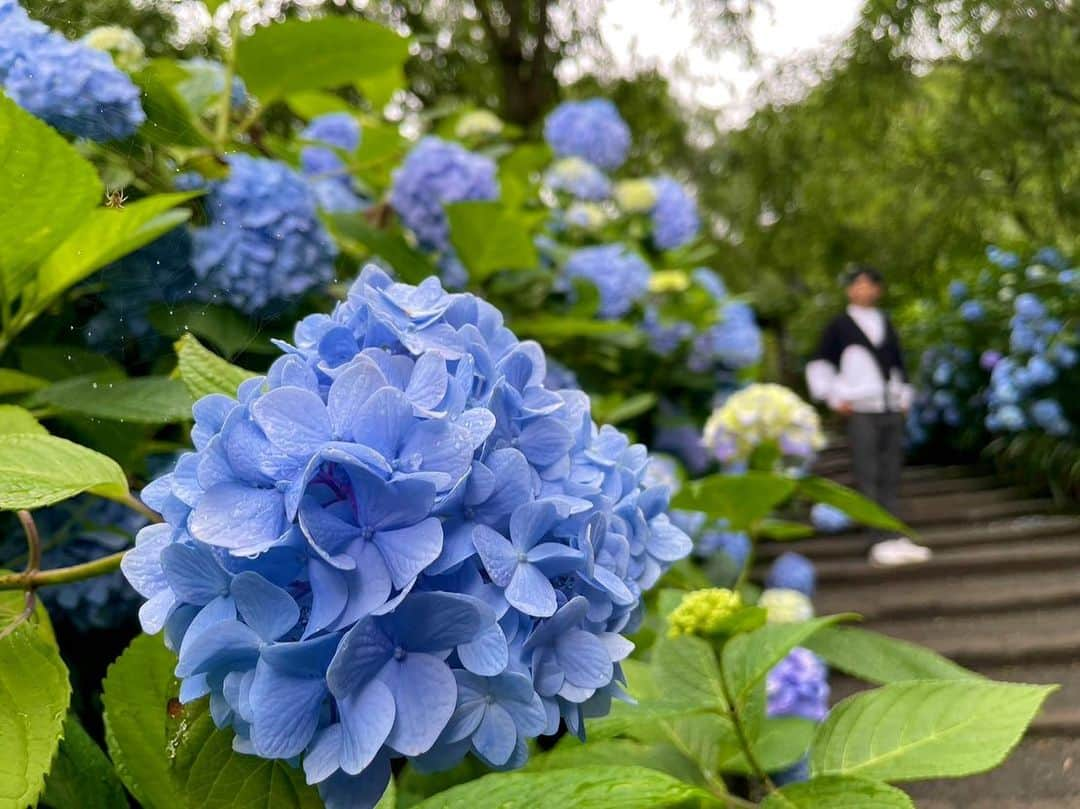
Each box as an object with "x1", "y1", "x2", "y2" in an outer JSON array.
[
  {"x1": 718, "y1": 652, "x2": 777, "y2": 793},
  {"x1": 0, "y1": 551, "x2": 125, "y2": 592},
  {"x1": 0, "y1": 511, "x2": 41, "y2": 639}
]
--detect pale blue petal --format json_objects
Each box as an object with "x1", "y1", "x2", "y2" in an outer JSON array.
[
  {"x1": 471, "y1": 702, "x2": 516, "y2": 766},
  {"x1": 161, "y1": 542, "x2": 229, "y2": 605},
  {"x1": 327, "y1": 617, "x2": 393, "y2": 696},
  {"x1": 557, "y1": 628, "x2": 612, "y2": 689},
  {"x1": 339, "y1": 680, "x2": 395, "y2": 775},
  {"x1": 250, "y1": 386, "x2": 331, "y2": 457},
  {"x1": 230, "y1": 571, "x2": 299, "y2": 642},
  {"x1": 471, "y1": 525, "x2": 518, "y2": 587},
  {"x1": 250, "y1": 659, "x2": 327, "y2": 758},
  {"x1": 457, "y1": 622, "x2": 508, "y2": 676},
  {"x1": 506, "y1": 563, "x2": 557, "y2": 617},
  {"x1": 372, "y1": 517, "x2": 442, "y2": 590},
  {"x1": 190, "y1": 483, "x2": 286, "y2": 552},
  {"x1": 382, "y1": 653, "x2": 456, "y2": 755}
]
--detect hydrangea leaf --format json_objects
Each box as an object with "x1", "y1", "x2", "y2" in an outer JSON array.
[
  {"x1": 0, "y1": 623, "x2": 71, "y2": 808},
  {"x1": 32, "y1": 377, "x2": 194, "y2": 424},
  {"x1": 0, "y1": 94, "x2": 101, "y2": 306},
  {"x1": 235, "y1": 18, "x2": 409, "y2": 103},
  {"x1": 174, "y1": 334, "x2": 257, "y2": 400},
  {"x1": 42, "y1": 713, "x2": 128, "y2": 809},
  {"x1": 672, "y1": 472, "x2": 797, "y2": 530},
  {"x1": 0, "y1": 368, "x2": 48, "y2": 396},
  {"x1": 445, "y1": 201, "x2": 539, "y2": 281},
  {"x1": 16, "y1": 345, "x2": 124, "y2": 381},
  {"x1": 810, "y1": 680, "x2": 1057, "y2": 782},
  {"x1": 804, "y1": 627, "x2": 980, "y2": 685},
  {"x1": 410, "y1": 765, "x2": 719, "y2": 809},
  {"x1": 760, "y1": 776, "x2": 914, "y2": 808},
  {"x1": 796, "y1": 476, "x2": 910, "y2": 534},
  {"x1": 0, "y1": 405, "x2": 46, "y2": 436},
  {"x1": 325, "y1": 214, "x2": 435, "y2": 285},
  {"x1": 0, "y1": 434, "x2": 128, "y2": 509},
  {"x1": 716, "y1": 717, "x2": 816, "y2": 775},
  {"x1": 148, "y1": 303, "x2": 279, "y2": 358},
  {"x1": 132, "y1": 60, "x2": 213, "y2": 147}
]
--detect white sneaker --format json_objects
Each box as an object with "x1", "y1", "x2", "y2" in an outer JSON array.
[{"x1": 868, "y1": 537, "x2": 933, "y2": 568}]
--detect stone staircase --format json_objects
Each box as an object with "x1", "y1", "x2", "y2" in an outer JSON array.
[{"x1": 762, "y1": 444, "x2": 1080, "y2": 807}]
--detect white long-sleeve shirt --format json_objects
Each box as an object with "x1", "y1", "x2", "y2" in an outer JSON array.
[{"x1": 805, "y1": 305, "x2": 913, "y2": 413}]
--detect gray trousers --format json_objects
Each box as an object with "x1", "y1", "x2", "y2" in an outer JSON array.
[{"x1": 847, "y1": 412, "x2": 905, "y2": 520}]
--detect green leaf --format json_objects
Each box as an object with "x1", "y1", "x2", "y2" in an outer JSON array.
[
  {"x1": 148, "y1": 303, "x2": 277, "y2": 357},
  {"x1": 102, "y1": 634, "x2": 179, "y2": 809},
  {"x1": 722, "y1": 616, "x2": 850, "y2": 716},
  {"x1": 0, "y1": 624, "x2": 71, "y2": 808},
  {"x1": 356, "y1": 65, "x2": 405, "y2": 109},
  {"x1": 236, "y1": 18, "x2": 410, "y2": 103},
  {"x1": 0, "y1": 434, "x2": 128, "y2": 509},
  {"x1": 17, "y1": 345, "x2": 124, "y2": 381},
  {"x1": 174, "y1": 334, "x2": 257, "y2": 400},
  {"x1": 527, "y1": 738, "x2": 657, "y2": 772},
  {"x1": 591, "y1": 392, "x2": 658, "y2": 425},
  {"x1": 33, "y1": 194, "x2": 196, "y2": 309},
  {"x1": 132, "y1": 60, "x2": 212, "y2": 147},
  {"x1": 410, "y1": 766, "x2": 718, "y2": 809},
  {"x1": 0, "y1": 368, "x2": 47, "y2": 396},
  {"x1": 446, "y1": 200, "x2": 540, "y2": 281},
  {"x1": 0, "y1": 405, "x2": 46, "y2": 435},
  {"x1": 804, "y1": 626, "x2": 979, "y2": 685},
  {"x1": 325, "y1": 214, "x2": 434, "y2": 285},
  {"x1": 510, "y1": 315, "x2": 641, "y2": 347},
  {"x1": 717, "y1": 717, "x2": 816, "y2": 775},
  {"x1": 672, "y1": 472, "x2": 798, "y2": 530},
  {"x1": 43, "y1": 713, "x2": 128, "y2": 809},
  {"x1": 34, "y1": 376, "x2": 194, "y2": 424},
  {"x1": 286, "y1": 91, "x2": 353, "y2": 119},
  {"x1": 760, "y1": 775, "x2": 914, "y2": 808},
  {"x1": 0, "y1": 94, "x2": 101, "y2": 306},
  {"x1": 810, "y1": 680, "x2": 1056, "y2": 782},
  {"x1": 757, "y1": 519, "x2": 815, "y2": 541},
  {"x1": 796, "y1": 476, "x2": 910, "y2": 534},
  {"x1": 653, "y1": 635, "x2": 729, "y2": 711}
]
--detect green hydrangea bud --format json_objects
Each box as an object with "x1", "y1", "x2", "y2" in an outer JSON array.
[
  {"x1": 614, "y1": 178, "x2": 657, "y2": 213},
  {"x1": 758, "y1": 587, "x2": 814, "y2": 624},
  {"x1": 81, "y1": 26, "x2": 146, "y2": 72},
  {"x1": 668, "y1": 587, "x2": 742, "y2": 638},
  {"x1": 455, "y1": 110, "x2": 504, "y2": 139}
]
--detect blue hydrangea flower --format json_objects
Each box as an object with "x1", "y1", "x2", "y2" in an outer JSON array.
[
  {"x1": 300, "y1": 113, "x2": 366, "y2": 213},
  {"x1": 176, "y1": 57, "x2": 248, "y2": 114},
  {"x1": 564, "y1": 244, "x2": 651, "y2": 319},
  {"x1": 986, "y1": 245, "x2": 1020, "y2": 269},
  {"x1": 948, "y1": 280, "x2": 968, "y2": 302},
  {"x1": 650, "y1": 177, "x2": 700, "y2": 250},
  {"x1": 543, "y1": 359, "x2": 579, "y2": 391},
  {"x1": 543, "y1": 98, "x2": 631, "y2": 171},
  {"x1": 544, "y1": 157, "x2": 611, "y2": 201},
  {"x1": 691, "y1": 302, "x2": 763, "y2": 371},
  {"x1": 122, "y1": 265, "x2": 690, "y2": 809},
  {"x1": 190, "y1": 155, "x2": 337, "y2": 314},
  {"x1": 0, "y1": 1, "x2": 144, "y2": 140},
  {"x1": 390, "y1": 137, "x2": 499, "y2": 252},
  {"x1": 810, "y1": 503, "x2": 851, "y2": 534},
  {"x1": 766, "y1": 552, "x2": 816, "y2": 598},
  {"x1": 959, "y1": 300, "x2": 985, "y2": 322},
  {"x1": 767, "y1": 647, "x2": 829, "y2": 722},
  {"x1": 696, "y1": 525, "x2": 750, "y2": 568},
  {"x1": 1014, "y1": 293, "x2": 1046, "y2": 321},
  {"x1": 1031, "y1": 399, "x2": 1070, "y2": 437}
]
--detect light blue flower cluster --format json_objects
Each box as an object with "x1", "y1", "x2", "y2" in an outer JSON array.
[
  {"x1": 0, "y1": 0, "x2": 144, "y2": 140},
  {"x1": 564, "y1": 244, "x2": 651, "y2": 319},
  {"x1": 543, "y1": 98, "x2": 631, "y2": 171},
  {"x1": 390, "y1": 136, "x2": 499, "y2": 252},
  {"x1": 122, "y1": 266, "x2": 691, "y2": 809},
  {"x1": 908, "y1": 344, "x2": 974, "y2": 445},
  {"x1": 544, "y1": 157, "x2": 612, "y2": 201},
  {"x1": 190, "y1": 155, "x2": 337, "y2": 314},
  {"x1": 649, "y1": 177, "x2": 700, "y2": 250},
  {"x1": 765, "y1": 552, "x2": 816, "y2": 598},
  {"x1": 810, "y1": 503, "x2": 852, "y2": 534},
  {"x1": 300, "y1": 113, "x2": 367, "y2": 214},
  {"x1": 766, "y1": 647, "x2": 829, "y2": 722}
]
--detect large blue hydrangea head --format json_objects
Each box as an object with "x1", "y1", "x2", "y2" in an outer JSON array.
[
  {"x1": 766, "y1": 552, "x2": 816, "y2": 597},
  {"x1": 390, "y1": 137, "x2": 499, "y2": 252},
  {"x1": 300, "y1": 113, "x2": 366, "y2": 214},
  {"x1": 0, "y1": 1, "x2": 144, "y2": 141},
  {"x1": 767, "y1": 647, "x2": 829, "y2": 722},
  {"x1": 649, "y1": 177, "x2": 700, "y2": 250},
  {"x1": 543, "y1": 98, "x2": 631, "y2": 171},
  {"x1": 543, "y1": 157, "x2": 612, "y2": 201},
  {"x1": 122, "y1": 265, "x2": 690, "y2": 809},
  {"x1": 564, "y1": 244, "x2": 651, "y2": 319},
  {"x1": 190, "y1": 155, "x2": 337, "y2": 314}
]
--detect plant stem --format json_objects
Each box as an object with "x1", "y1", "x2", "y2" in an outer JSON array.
[
  {"x1": 0, "y1": 550, "x2": 124, "y2": 591},
  {"x1": 0, "y1": 512, "x2": 42, "y2": 638},
  {"x1": 718, "y1": 652, "x2": 776, "y2": 793},
  {"x1": 122, "y1": 493, "x2": 161, "y2": 524},
  {"x1": 214, "y1": 16, "x2": 240, "y2": 151}
]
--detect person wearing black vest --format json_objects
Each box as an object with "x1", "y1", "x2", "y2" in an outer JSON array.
[{"x1": 805, "y1": 265, "x2": 932, "y2": 567}]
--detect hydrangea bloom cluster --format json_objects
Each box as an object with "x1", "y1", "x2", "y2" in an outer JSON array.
[
  {"x1": 613, "y1": 179, "x2": 658, "y2": 214},
  {"x1": 544, "y1": 157, "x2": 612, "y2": 202},
  {"x1": 564, "y1": 244, "x2": 651, "y2": 319},
  {"x1": 758, "y1": 588, "x2": 813, "y2": 624},
  {"x1": 703, "y1": 384, "x2": 825, "y2": 471},
  {"x1": 300, "y1": 113, "x2": 366, "y2": 213},
  {"x1": 122, "y1": 266, "x2": 691, "y2": 809},
  {"x1": 0, "y1": 0, "x2": 145, "y2": 140},
  {"x1": 649, "y1": 176, "x2": 700, "y2": 250},
  {"x1": 390, "y1": 136, "x2": 499, "y2": 252},
  {"x1": 766, "y1": 647, "x2": 829, "y2": 722},
  {"x1": 81, "y1": 25, "x2": 145, "y2": 71},
  {"x1": 667, "y1": 588, "x2": 741, "y2": 638},
  {"x1": 190, "y1": 155, "x2": 337, "y2": 314},
  {"x1": 810, "y1": 503, "x2": 852, "y2": 534},
  {"x1": 766, "y1": 552, "x2": 816, "y2": 598},
  {"x1": 1, "y1": 497, "x2": 145, "y2": 631},
  {"x1": 543, "y1": 98, "x2": 631, "y2": 171},
  {"x1": 454, "y1": 110, "x2": 504, "y2": 140}
]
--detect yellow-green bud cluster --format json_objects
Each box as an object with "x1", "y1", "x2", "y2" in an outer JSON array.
[
  {"x1": 758, "y1": 587, "x2": 814, "y2": 624},
  {"x1": 81, "y1": 26, "x2": 146, "y2": 71},
  {"x1": 614, "y1": 178, "x2": 657, "y2": 213},
  {"x1": 454, "y1": 109, "x2": 505, "y2": 139},
  {"x1": 668, "y1": 587, "x2": 742, "y2": 638}
]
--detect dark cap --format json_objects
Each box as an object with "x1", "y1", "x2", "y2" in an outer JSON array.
[{"x1": 842, "y1": 263, "x2": 884, "y2": 287}]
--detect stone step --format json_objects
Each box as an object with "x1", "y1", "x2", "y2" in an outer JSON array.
[
  {"x1": 757, "y1": 515, "x2": 1080, "y2": 564},
  {"x1": 902, "y1": 497, "x2": 1059, "y2": 528},
  {"x1": 814, "y1": 563, "x2": 1080, "y2": 621},
  {"x1": 904, "y1": 736, "x2": 1080, "y2": 806},
  {"x1": 800, "y1": 535, "x2": 1080, "y2": 587}
]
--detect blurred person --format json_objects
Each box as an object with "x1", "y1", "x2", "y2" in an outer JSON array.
[{"x1": 806, "y1": 265, "x2": 932, "y2": 567}]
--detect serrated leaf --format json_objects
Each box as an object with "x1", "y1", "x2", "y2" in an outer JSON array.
[
  {"x1": 672, "y1": 472, "x2": 798, "y2": 530},
  {"x1": 796, "y1": 476, "x2": 910, "y2": 534},
  {"x1": 102, "y1": 634, "x2": 180, "y2": 809},
  {"x1": 804, "y1": 627, "x2": 979, "y2": 685},
  {"x1": 0, "y1": 405, "x2": 46, "y2": 435},
  {"x1": 760, "y1": 775, "x2": 914, "y2": 808},
  {"x1": 653, "y1": 635, "x2": 729, "y2": 710},
  {"x1": 410, "y1": 765, "x2": 718, "y2": 809},
  {"x1": 0, "y1": 368, "x2": 47, "y2": 396},
  {"x1": 236, "y1": 18, "x2": 409, "y2": 103},
  {"x1": 810, "y1": 680, "x2": 1056, "y2": 781},
  {"x1": 33, "y1": 193, "x2": 197, "y2": 309},
  {"x1": 0, "y1": 624, "x2": 71, "y2": 808},
  {"x1": 174, "y1": 334, "x2": 257, "y2": 400},
  {"x1": 0, "y1": 94, "x2": 101, "y2": 306},
  {"x1": 0, "y1": 585, "x2": 55, "y2": 645},
  {"x1": 717, "y1": 717, "x2": 816, "y2": 775},
  {"x1": 34, "y1": 376, "x2": 194, "y2": 424},
  {"x1": 0, "y1": 434, "x2": 128, "y2": 509},
  {"x1": 43, "y1": 712, "x2": 128, "y2": 809}
]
